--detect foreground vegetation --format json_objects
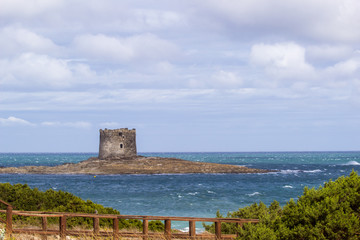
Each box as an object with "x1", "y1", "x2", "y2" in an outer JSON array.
[
  {"x1": 205, "y1": 171, "x2": 360, "y2": 239},
  {"x1": 0, "y1": 183, "x2": 163, "y2": 231},
  {"x1": 1, "y1": 171, "x2": 359, "y2": 239}
]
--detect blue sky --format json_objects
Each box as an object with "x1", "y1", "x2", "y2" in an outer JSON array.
[{"x1": 1, "y1": 0, "x2": 360, "y2": 152}]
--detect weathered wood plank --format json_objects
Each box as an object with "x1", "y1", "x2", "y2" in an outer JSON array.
[
  {"x1": 143, "y1": 218, "x2": 149, "y2": 240},
  {"x1": 113, "y1": 217, "x2": 119, "y2": 240},
  {"x1": 59, "y1": 215, "x2": 66, "y2": 240},
  {"x1": 41, "y1": 216, "x2": 48, "y2": 240},
  {"x1": 93, "y1": 217, "x2": 100, "y2": 235},
  {"x1": 215, "y1": 221, "x2": 221, "y2": 239},
  {"x1": 189, "y1": 220, "x2": 196, "y2": 238},
  {"x1": 165, "y1": 219, "x2": 171, "y2": 240},
  {"x1": 6, "y1": 205, "x2": 13, "y2": 239}
]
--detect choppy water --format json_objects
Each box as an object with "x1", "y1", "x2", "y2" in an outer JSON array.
[{"x1": 1, "y1": 152, "x2": 360, "y2": 230}]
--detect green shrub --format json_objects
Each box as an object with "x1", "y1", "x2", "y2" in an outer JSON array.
[
  {"x1": 205, "y1": 171, "x2": 360, "y2": 240},
  {"x1": 0, "y1": 183, "x2": 159, "y2": 230},
  {"x1": 148, "y1": 220, "x2": 165, "y2": 232}
]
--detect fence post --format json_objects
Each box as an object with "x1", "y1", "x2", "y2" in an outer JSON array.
[
  {"x1": 41, "y1": 216, "x2": 48, "y2": 240},
  {"x1": 59, "y1": 215, "x2": 66, "y2": 240},
  {"x1": 93, "y1": 217, "x2": 100, "y2": 236},
  {"x1": 215, "y1": 221, "x2": 221, "y2": 239},
  {"x1": 113, "y1": 218, "x2": 119, "y2": 240},
  {"x1": 5, "y1": 205, "x2": 12, "y2": 239},
  {"x1": 142, "y1": 217, "x2": 148, "y2": 240},
  {"x1": 189, "y1": 220, "x2": 196, "y2": 238},
  {"x1": 164, "y1": 219, "x2": 171, "y2": 240}
]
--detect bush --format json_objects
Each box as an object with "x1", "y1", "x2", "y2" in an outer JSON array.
[
  {"x1": 0, "y1": 183, "x2": 164, "y2": 230},
  {"x1": 205, "y1": 171, "x2": 360, "y2": 240}
]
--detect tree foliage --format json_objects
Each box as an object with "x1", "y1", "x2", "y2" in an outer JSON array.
[
  {"x1": 205, "y1": 171, "x2": 360, "y2": 240},
  {"x1": 0, "y1": 183, "x2": 163, "y2": 231}
]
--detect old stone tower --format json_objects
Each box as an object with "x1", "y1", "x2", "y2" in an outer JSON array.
[{"x1": 98, "y1": 128, "x2": 137, "y2": 159}]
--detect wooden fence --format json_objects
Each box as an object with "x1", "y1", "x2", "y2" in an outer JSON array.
[{"x1": 0, "y1": 200, "x2": 259, "y2": 239}]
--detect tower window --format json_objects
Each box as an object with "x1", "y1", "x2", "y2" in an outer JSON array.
[{"x1": 120, "y1": 143, "x2": 123, "y2": 149}]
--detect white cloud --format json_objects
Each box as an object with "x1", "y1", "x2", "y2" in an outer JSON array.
[
  {"x1": 0, "y1": 53, "x2": 72, "y2": 88},
  {"x1": 249, "y1": 42, "x2": 360, "y2": 94},
  {"x1": 129, "y1": 9, "x2": 186, "y2": 31},
  {"x1": 250, "y1": 42, "x2": 315, "y2": 83},
  {"x1": 0, "y1": 116, "x2": 34, "y2": 126},
  {"x1": 309, "y1": 0, "x2": 360, "y2": 43},
  {"x1": 321, "y1": 57, "x2": 360, "y2": 91},
  {"x1": 251, "y1": 42, "x2": 308, "y2": 69},
  {"x1": 73, "y1": 33, "x2": 179, "y2": 63},
  {"x1": 0, "y1": 27, "x2": 60, "y2": 57},
  {"x1": 211, "y1": 70, "x2": 243, "y2": 88},
  {"x1": 0, "y1": 89, "x2": 217, "y2": 111},
  {"x1": 0, "y1": 0, "x2": 62, "y2": 17},
  {"x1": 41, "y1": 121, "x2": 92, "y2": 128},
  {"x1": 196, "y1": 0, "x2": 360, "y2": 43},
  {"x1": 0, "y1": 53, "x2": 97, "y2": 89},
  {"x1": 188, "y1": 70, "x2": 243, "y2": 89},
  {"x1": 306, "y1": 45, "x2": 353, "y2": 64},
  {"x1": 325, "y1": 58, "x2": 360, "y2": 77}
]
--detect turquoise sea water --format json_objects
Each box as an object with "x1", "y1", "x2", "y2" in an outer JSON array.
[{"x1": 1, "y1": 152, "x2": 360, "y2": 230}]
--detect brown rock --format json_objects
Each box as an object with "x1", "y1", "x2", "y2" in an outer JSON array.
[{"x1": 0, "y1": 156, "x2": 275, "y2": 175}]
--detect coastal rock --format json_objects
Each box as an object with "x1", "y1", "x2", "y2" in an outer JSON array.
[{"x1": 0, "y1": 156, "x2": 273, "y2": 175}]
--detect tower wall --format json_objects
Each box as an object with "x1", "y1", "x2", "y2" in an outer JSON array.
[{"x1": 98, "y1": 128, "x2": 137, "y2": 159}]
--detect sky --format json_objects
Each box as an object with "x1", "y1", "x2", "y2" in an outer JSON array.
[{"x1": 1, "y1": 0, "x2": 360, "y2": 152}]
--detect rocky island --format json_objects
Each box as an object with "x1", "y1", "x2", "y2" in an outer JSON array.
[
  {"x1": 0, "y1": 128, "x2": 273, "y2": 175},
  {"x1": 0, "y1": 156, "x2": 272, "y2": 174}
]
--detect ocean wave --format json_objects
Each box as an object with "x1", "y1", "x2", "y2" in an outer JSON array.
[
  {"x1": 270, "y1": 169, "x2": 323, "y2": 175},
  {"x1": 187, "y1": 192, "x2": 199, "y2": 196},
  {"x1": 303, "y1": 169, "x2": 322, "y2": 173},
  {"x1": 279, "y1": 169, "x2": 301, "y2": 174},
  {"x1": 343, "y1": 161, "x2": 360, "y2": 165},
  {"x1": 246, "y1": 192, "x2": 260, "y2": 197},
  {"x1": 283, "y1": 185, "x2": 293, "y2": 189}
]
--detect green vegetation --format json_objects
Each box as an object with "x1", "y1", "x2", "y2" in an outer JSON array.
[
  {"x1": 2, "y1": 172, "x2": 359, "y2": 238},
  {"x1": 0, "y1": 183, "x2": 164, "y2": 231},
  {"x1": 205, "y1": 171, "x2": 360, "y2": 240}
]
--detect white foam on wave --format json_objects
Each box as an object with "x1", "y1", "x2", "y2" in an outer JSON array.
[
  {"x1": 279, "y1": 169, "x2": 301, "y2": 174},
  {"x1": 343, "y1": 161, "x2": 360, "y2": 165},
  {"x1": 188, "y1": 192, "x2": 199, "y2": 196},
  {"x1": 283, "y1": 185, "x2": 293, "y2": 189},
  {"x1": 246, "y1": 192, "x2": 260, "y2": 197},
  {"x1": 271, "y1": 169, "x2": 323, "y2": 175},
  {"x1": 303, "y1": 169, "x2": 322, "y2": 173}
]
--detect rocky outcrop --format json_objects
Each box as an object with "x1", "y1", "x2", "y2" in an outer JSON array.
[{"x1": 0, "y1": 156, "x2": 274, "y2": 175}]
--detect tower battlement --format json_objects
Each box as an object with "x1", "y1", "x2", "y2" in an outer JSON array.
[{"x1": 98, "y1": 128, "x2": 137, "y2": 159}]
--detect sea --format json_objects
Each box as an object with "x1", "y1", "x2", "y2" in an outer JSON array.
[{"x1": 1, "y1": 152, "x2": 360, "y2": 231}]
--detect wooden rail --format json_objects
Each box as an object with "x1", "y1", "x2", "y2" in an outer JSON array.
[{"x1": 0, "y1": 200, "x2": 259, "y2": 239}]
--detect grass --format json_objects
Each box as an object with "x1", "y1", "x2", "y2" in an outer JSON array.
[{"x1": 0, "y1": 223, "x2": 208, "y2": 240}]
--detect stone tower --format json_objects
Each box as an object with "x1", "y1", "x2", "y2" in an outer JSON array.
[{"x1": 98, "y1": 128, "x2": 137, "y2": 159}]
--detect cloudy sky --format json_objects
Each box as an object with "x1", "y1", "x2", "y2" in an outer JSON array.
[{"x1": 1, "y1": 0, "x2": 360, "y2": 152}]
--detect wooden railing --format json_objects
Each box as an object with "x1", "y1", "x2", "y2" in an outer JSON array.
[{"x1": 0, "y1": 200, "x2": 259, "y2": 239}]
